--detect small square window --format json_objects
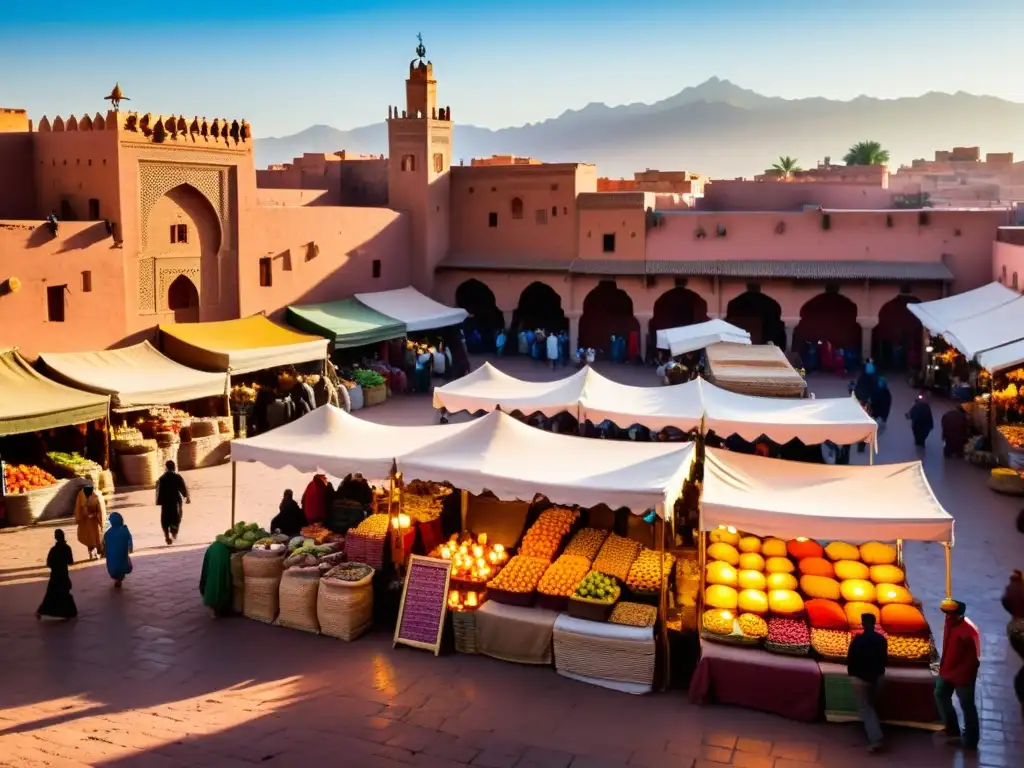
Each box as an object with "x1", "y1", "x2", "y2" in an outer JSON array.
[
  {"x1": 488, "y1": 212, "x2": 498, "y2": 228},
  {"x1": 602, "y1": 233, "x2": 616, "y2": 253},
  {"x1": 81, "y1": 271, "x2": 92, "y2": 293},
  {"x1": 372, "y1": 259, "x2": 382, "y2": 279},
  {"x1": 170, "y1": 224, "x2": 188, "y2": 244},
  {"x1": 535, "y1": 209, "x2": 548, "y2": 225},
  {"x1": 259, "y1": 257, "x2": 273, "y2": 287},
  {"x1": 47, "y1": 285, "x2": 66, "y2": 322},
  {"x1": 550, "y1": 183, "x2": 559, "y2": 191},
  {"x1": 551, "y1": 206, "x2": 558, "y2": 218}
]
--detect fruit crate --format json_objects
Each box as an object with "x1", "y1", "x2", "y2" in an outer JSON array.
[
  {"x1": 535, "y1": 593, "x2": 570, "y2": 613},
  {"x1": 568, "y1": 592, "x2": 618, "y2": 622},
  {"x1": 487, "y1": 587, "x2": 536, "y2": 608}
]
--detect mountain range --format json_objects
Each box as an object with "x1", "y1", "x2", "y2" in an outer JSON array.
[{"x1": 254, "y1": 77, "x2": 1024, "y2": 179}]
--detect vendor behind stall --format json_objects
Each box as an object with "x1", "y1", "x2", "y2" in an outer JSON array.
[{"x1": 271, "y1": 490, "x2": 306, "y2": 537}]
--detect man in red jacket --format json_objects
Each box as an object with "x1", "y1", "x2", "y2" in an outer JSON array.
[{"x1": 935, "y1": 600, "x2": 981, "y2": 750}]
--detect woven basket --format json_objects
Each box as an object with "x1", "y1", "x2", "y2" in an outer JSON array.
[
  {"x1": 243, "y1": 576, "x2": 281, "y2": 624},
  {"x1": 553, "y1": 625, "x2": 656, "y2": 687},
  {"x1": 119, "y1": 451, "x2": 158, "y2": 487},
  {"x1": 988, "y1": 473, "x2": 1024, "y2": 496},
  {"x1": 317, "y1": 572, "x2": 374, "y2": 641},
  {"x1": 3, "y1": 480, "x2": 68, "y2": 526},
  {"x1": 452, "y1": 610, "x2": 479, "y2": 654},
  {"x1": 345, "y1": 532, "x2": 386, "y2": 568},
  {"x1": 231, "y1": 552, "x2": 246, "y2": 614},
  {"x1": 190, "y1": 419, "x2": 218, "y2": 438},
  {"x1": 243, "y1": 551, "x2": 284, "y2": 579},
  {"x1": 276, "y1": 569, "x2": 322, "y2": 633},
  {"x1": 98, "y1": 469, "x2": 114, "y2": 493},
  {"x1": 179, "y1": 436, "x2": 229, "y2": 471},
  {"x1": 363, "y1": 384, "x2": 387, "y2": 408},
  {"x1": 764, "y1": 640, "x2": 811, "y2": 657}
]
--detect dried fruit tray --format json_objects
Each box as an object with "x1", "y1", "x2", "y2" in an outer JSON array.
[
  {"x1": 764, "y1": 640, "x2": 811, "y2": 657},
  {"x1": 700, "y1": 627, "x2": 763, "y2": 647}
]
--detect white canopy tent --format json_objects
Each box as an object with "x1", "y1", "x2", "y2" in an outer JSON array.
[
  {"x1": 400, "y1": 410, "x2": 695, "y2": 518},
  {"x1": 230, "y1": 404, "x2": 478, "y2": 481},
  {"x1": 433, "y1": 365, "x2": 876, "y2": 447},
  {"x1": 432, "y1": 362, "x2": 589, "y2": 417},
  {"x1": 354, "y1": 286, "x2": 468, "y2": 332},
  {"x1": 978, "y1": 340, "x2": 1024, "y2": 374},
  {"x1": 700, "y1": 448, "x2": 953, "y2": 544},
  {"x1": 655, "y1": 319, "x2": 751, "y2": 357},
  {"x1": 942, "y1": 296, "x2": 1024, "y2": 359},
  {"x1": 907, "y1": 282, "x2": 1019, "y2": 336}
]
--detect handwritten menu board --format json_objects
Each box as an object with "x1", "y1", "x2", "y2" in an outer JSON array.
[{"x1": 394, "y1": 555, "x2": 453, "y2": 655}]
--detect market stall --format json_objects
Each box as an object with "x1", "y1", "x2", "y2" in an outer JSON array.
[
  {"x1": 432, "y1": 362, "x2": 590, "y2": 418},
  {"x1": 655, "y1": 319, "x2": 751, "y2": 358},
  {"x1": 285, "y1": 299, "x2": 407, "y2": 351},
  {"x1": 907, "y1": 281, "x2": 1020, "y2": 336},
  {"x1": 0, "y1": 348, "x2": 110, "y2": 525},
  {"x1": 688, "y1": 448, "x2": 953, "y2": 725},
  {"x1": 39, "y1": 341, "x2": 232, "y2": 484},
  {"x1": 353, "y1": 286, "x2": 468, "y2": 332},
  {"x1": 704, "y1": 342, "x2": 806, "y2": 398}
]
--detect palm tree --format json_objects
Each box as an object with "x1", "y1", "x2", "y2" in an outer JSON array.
[
  {"x1": 843, "y1": 141, "x2": 890, "y2": 166},
  {"x1": 771, "y1": 156, "x2": 802, "y2": 179}
]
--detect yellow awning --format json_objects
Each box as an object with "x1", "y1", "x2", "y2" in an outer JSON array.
[
  {"x1": 159, "y1": 315, "x2": 329, "y2": 374},
  {"x1": 0, "y1": 349, "x2": 109, "y2": 436}
]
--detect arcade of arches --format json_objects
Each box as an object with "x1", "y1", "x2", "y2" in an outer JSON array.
[{"x1": 447, "y1": 277, "x2": 924, "y2": 368}]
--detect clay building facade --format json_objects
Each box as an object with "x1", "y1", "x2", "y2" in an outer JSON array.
[{"x1": 0, "y1": 46, "x2": 1016, "y2": 370}]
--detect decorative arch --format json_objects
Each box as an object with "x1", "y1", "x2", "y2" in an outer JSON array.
[
  {"x1": 793, "y1": 290, "x2": 860, "y2": 358},
  {"x1": 139, "y1": 162, "x2": 228, "y2": 251},
  {"x1": 579, "y1": 280, "x2": 639, "y2": 355},
  {"x1": 401, "y1": 154, "x2": 416, "y2": 172},
  {"x1": 454, "y1": 278, "x2": 504, "y2": 352},
  {"x1": 872, "y1": 295, "x2": 922, "y2": 370},
  {"x1": 511, "y1": 197, "x2": 524, "y2": 220},
  {"x1": 649, "y1": 287, "x2": 708, "y2": 338},
  {"x1": 167, "y1": 274, "x2": 200, "y2": 322},
  {"x1": 726, "y1": 290, "x2": 785, "y2": 347},
  {"x1": 512, "y1": 282, "x2": 567, "y2": 341}
]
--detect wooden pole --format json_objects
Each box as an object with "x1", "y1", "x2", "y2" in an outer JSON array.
[
  {"x1": 657, "y1": 507, "x2": 669, "y2": 692},
  {"x1": 230, "y1": 461, "x2": 237, "y2": 527},
  {"x1": 943, "y1": 542, "x2": 952, "y2": 600},
  {"x1": 460, "y1": 489, "x2": 469, "y2": 534}
]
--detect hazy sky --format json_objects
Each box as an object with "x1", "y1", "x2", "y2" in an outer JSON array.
[{"x1": 2, "y1": 0, "x2": 1022, "y2": 137}]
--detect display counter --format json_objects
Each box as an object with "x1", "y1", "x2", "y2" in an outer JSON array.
[
  {"x1": 553, "y1": 613, "x2": 655, "y2": 694},
  {"x1": 818, "y1": 661, "x2": 942, "y2": 730},
  {"x1": 689, "y1": 639, "x2": 822, "y2": 722},
  {"x1": 475, "y1": 600, "x2": 559, "y2": 665}
]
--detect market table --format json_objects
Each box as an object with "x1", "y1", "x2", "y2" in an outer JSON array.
[
  {"x1": 689, "y1": 639, "x2": 822, "y2": 722},
  {"x1": 475, "y1": 601, "x2": 559, "y2": 665},
  {"x1": 553, "y1": 614, "x2": 655, "y2": 694},
  {"x1": 818, "y1": 661, "x2": 943, "y2": 730}
]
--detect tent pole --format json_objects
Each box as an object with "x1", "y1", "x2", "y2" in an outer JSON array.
[
  {"x1": 230, "y1": 461, "x2": 237, "y2": 527},
  {"x1": 657, "y1": 507, "x2": 669, "y2": 692},
  {"x1": 943, "y1": 542, "x2": 952, "y2": 600},
  {"x1": 103, "y1": 401, "x2": 112, "y2": 471},
  {"x1": 869, "y1": 443, "x2": 874, "y2": 466},
  {"x1": 460, "y1": 489, "x2": 469, "y2": 534}
]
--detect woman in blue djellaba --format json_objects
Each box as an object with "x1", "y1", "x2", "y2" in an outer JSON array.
[{"x1": 103, "y1": 512, "x2": 134, "y2": 588}]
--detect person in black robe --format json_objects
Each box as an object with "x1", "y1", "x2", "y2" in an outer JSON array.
[
  {"x1": 156, "y1": 461, "x2": 190, "y2": 544},
  {"x1": 270, "y1": 490, "x2": 305, "y2": 537},
  {"x1": 870, "y1": 377, "x2": 893, "y2": 427},
  {"x1": 906, "y1": 391, "x2": 934, "y2": 447},
  {"x1": 941, "y1": 407, "x2": 969, "y2": 458},
  {"x1": 37, "y1": 529, "x2": 77, "y2": 620}
]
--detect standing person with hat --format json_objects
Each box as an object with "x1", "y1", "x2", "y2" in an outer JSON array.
[
  {"x1": 155, "y1": 461, "x2": 190, "y2": 545},
  {"x1": 935, "y1": 599, "x2": 981, "y2": 750}
]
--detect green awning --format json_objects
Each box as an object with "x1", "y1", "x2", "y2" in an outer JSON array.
[
  {"x1": 0, "y1": 348, "x2": 110, "y2": 436},
  {"x1": 285, "y1": 300, "x2": 407, "y2": 350}
]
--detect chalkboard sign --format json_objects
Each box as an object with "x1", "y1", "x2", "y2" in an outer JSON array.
[{"x1": 393, "y1": 555, "x2": 452, "y2": 655}]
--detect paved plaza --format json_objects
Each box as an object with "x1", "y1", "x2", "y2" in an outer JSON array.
[{"x1": 1, "y1": 358, "x2": 1021, "y2": 768}]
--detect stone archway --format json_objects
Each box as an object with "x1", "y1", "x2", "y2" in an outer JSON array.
[
  {"x1": 793, "y1": 291, "x2": 860, "y2": 363},
  {"x1": 167, "y1": 274, "x2": 200, "y2": 323},
  {"x1": 649, "y1": 287, "x2": 709, "y2": 336},
  {"x1": 873, "y1": 295, "x2": 922, "y2": 370},
  {"x1": 726, "y1": 291, "x2": 785, "y2": 347},
  {"x1": 455, "y1": 278, "x2": 504, "y2": 352},
  {"x1": 512, "y1": 282, "x2": 567, "y2": 340},
  {"x1": 578, "y1": 280, "x2": 639, "y2": 358}
]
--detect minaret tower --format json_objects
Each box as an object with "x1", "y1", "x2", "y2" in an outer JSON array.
[{"x1": 387, "y1": 34, "x2": 453, "y2": 292}]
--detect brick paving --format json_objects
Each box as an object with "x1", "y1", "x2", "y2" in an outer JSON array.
[{"x1": 1, "y1": 358, "x2": 1021, "y2": 768}]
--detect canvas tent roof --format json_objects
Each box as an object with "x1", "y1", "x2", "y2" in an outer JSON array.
[
  {"x1": 354, "y1": 286, "x2": 467, "y2": 332},
  {"x1": 433, "y1": 364, "x2": 875, "y2": 446},
  {"x1": 400, "y1": 410, "x2": 694, "y2": 517},
  {"x1": 978, "y1": 339, "x2": 1024, "y2": 374},
  {"x1": 655, "y1": 319, "x2": 751, "y2": 357},
  {"x1": 0, "y1": 348, "x2": 109, "y2": 436},
  {"x1": 907, "y1": 282, "x2": 1019, "y2": 336},
  {"x1": 285, "y1": 300, "x2": 407, "y2": 350},
  {"x1": 700, "y1": 448, "x2": 953, "y2": 543},
  {"x1": 39, "y1": 341, "x2": 228, "y2": 410},
  {"x1": 941, "y1": 296, "x2": 1024, "y2": 359},
  {"x1": 159, "y1": 315, "x2": 329, "y2": 374},
  {"x1": 230, "y1": 404, "x2": 478, "y2": 480},
  {"x1": 432, "y1": 362, "x2": 590, "y2": 417}
]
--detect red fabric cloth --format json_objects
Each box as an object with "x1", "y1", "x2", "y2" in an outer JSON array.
[
  {"x1": 627, "y1": 331, "x2": 640, "y2": 362},
  {"x1": 689, "y1": 639, "x2": 822, "y2": 722},
  {"x1": 301, "y1": 476, "x2": 330, "y2": 525},
  {"x1": 939, "y1": 616, "x2": 981, "y2": 687}
]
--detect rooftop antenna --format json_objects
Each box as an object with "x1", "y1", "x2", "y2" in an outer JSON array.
[{"x1": 104, "y1": 83, "x2": 129, "y2": 112}]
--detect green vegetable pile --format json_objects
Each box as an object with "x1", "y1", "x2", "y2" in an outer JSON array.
[
  {"x1": 48, "y1": 451, "x2": 102, "y2": 475},
  {"x1": 352, "y1": 369, "x2": 386, "y2": 389},
  {"x1": 215, "y1": 521, "x2": 270, "y2": 551}
]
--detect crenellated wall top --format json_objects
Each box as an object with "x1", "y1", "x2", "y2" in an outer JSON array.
[{"x1": 36, "y1": 109, "x2": 252, "y2": 151}]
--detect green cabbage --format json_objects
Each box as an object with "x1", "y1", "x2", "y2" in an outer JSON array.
[{"x1": 215, "y1": 534, "x2": 233, "y2": 546}]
